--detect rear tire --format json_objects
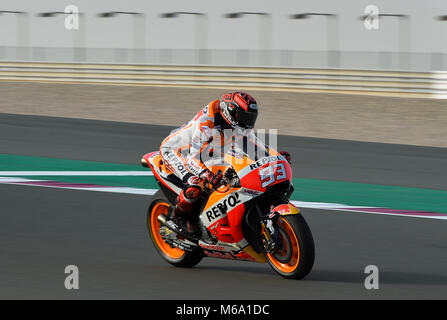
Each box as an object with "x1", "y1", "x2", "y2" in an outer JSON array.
[
  {"x1": 147, "y1": 192, "x2": 203, "y2": 268},
  {"x1": 266, "y1": 214, "x2": 315, "y2": 279}
]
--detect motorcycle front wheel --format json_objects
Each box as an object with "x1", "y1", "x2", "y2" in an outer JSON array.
[{"x1": 265, "y1": 214, "x2": 315, "y2": 279}]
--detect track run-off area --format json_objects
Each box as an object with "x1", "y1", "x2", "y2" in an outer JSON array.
[{"x1": 1, "y1": 113, "x2": 447, "y2": 299}]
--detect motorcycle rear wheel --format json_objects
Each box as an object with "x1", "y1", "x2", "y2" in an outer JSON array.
[
  {"x1": 266, "y1": 214, "x2": 315, "y2": 279},
  {"x1": 147, "y1": 193, "x2": 203, "y2": 268}
]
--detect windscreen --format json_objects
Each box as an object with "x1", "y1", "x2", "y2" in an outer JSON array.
[
  {"x1": 202, "y1": 128, "x2": 276, "y2": 168},
  {"x1": 229, "y1": 128, "x2": 271, "y2": 161}
]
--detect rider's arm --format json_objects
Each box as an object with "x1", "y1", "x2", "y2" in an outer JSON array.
[{"x1": 185, "y1": 117, "x2": 214, "y2": 177}]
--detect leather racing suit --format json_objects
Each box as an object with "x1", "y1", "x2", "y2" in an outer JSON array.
[{"x1": 159, "y1": 100, "x2": 230, "y2": 217}]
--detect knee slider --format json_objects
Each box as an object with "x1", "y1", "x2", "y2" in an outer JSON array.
[{"x1": 184, "y1": 185, "x2": 201, "y2": 200}]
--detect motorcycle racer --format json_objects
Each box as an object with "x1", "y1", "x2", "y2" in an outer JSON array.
[{"x1": 159, "y1": 91, "x2": 290, "y2": 234}]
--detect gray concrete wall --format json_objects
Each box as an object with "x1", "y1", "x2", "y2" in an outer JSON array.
[
  {"x1": 0, "y1": 0, "x2": 447, "y2": 52},
  {"x1": 2, "y1": 1, "x2": 447, "y2": 70}
]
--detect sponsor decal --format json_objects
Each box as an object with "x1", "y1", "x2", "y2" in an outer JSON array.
[
  {"x1": 203, "y1": 250, "x2": 235, "y2": 260},
  {"x1": 166, "y1": 219, "x2": 179, "y2": 230},
  {"x1": 172, "y1": 239, "x2": 195, "y2": 251},
  {"x1": 199, "y1": 242, "x2": 227, "y2": 251},
  {"x1": 234, "y1": 94, "x2": 248, "y2": 111},
  {"x1": 249, "y1": 155, "x2": 286, "y2": 171},
  {"x1": 271, "y1": 203, "x2": 300, "y2": 216},
  {"x1": 203, "y1": 249, "x2": 257, "y2": 262},
  {"x1": 221, "y1": 102, "x2": 237, "y2": 126},
  {"x1": 209, "y1": 221, "x2": 219, "y2": 235},
  {"x1": 187, "y1": 176, "x2": 202, "y2": 186},
  {"x1": 191, "y1": 136, "x2": 201, "y2": 147},
  {"x1": 241, "y1": 188, "x2": 262, "y2": 197},
  {"x1": 205, "y1": 192, "x2": 242, "y2": 223},
  {"x1": 234, "y1": 251, "x2": 257, "y2": 262},
  {"x1": 201, "y1": 126, "x2": 212, "y2": 140},
  {"x1": 186, "y1": 159, "x2": 203, "y2": 176},
  {"x1": 163, "y1": 151, "x2": 189, "y2": 176}
]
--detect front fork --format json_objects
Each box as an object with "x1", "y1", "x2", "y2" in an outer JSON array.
[
  {"x1": 260, "y1": 210, "x2": 282, "y2": 254},
  {"x1": 258, "y1": 200, "x2": 300, "y2": 253}
]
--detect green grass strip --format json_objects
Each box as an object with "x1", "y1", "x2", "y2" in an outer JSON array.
[{"x1": 1, "y1": 154, "x2": 447, "y2": 213}]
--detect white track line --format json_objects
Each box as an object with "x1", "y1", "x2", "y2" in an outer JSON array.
[
  {"x1": 0, "y1": 177, "x2": 156, "y2": 195},
  {"x1": 1, "y1": 176, "x2": 446, "y2": 220},
  {"x1": 0, "y1": 171, "x2": 153, "y2": 176}
]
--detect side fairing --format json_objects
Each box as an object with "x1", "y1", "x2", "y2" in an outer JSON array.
[{"x1": 200, "y1": 188, "x2": 254, "y2": 244}]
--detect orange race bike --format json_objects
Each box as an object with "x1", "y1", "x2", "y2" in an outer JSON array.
[{"x1": 141, "y1": 130, "x2": 314, "y2": 279}]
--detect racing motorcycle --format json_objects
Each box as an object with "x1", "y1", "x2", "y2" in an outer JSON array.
[{"x1": 141, "y1": 130, "x2": 314, "y2": 279}]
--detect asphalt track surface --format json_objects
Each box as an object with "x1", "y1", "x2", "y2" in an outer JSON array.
[{"x1": 1, "y1": 113, "x2": 447, "y2": 299}]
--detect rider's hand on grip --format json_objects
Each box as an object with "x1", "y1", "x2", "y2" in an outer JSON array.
[
  {"x1": 199, "y1": 169, "x2": 214, "y2": 183},
  {"x1": 279, "y1": 150, "x2": 291, "y2": 163},
  {"x1": 200, "y1": 169, "x2": 227, "y2": 189},
  {"x1": 210, "y1": 170, "x2": 226, "y2": 189}
]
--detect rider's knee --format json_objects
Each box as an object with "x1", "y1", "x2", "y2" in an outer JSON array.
[{"x1": 183, "y1": 185, "x2": 201, "y2": 201}]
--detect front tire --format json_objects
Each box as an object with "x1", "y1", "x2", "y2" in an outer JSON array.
[
  {"x1": 147, "y1": 193, "x2": 203, "y2": 268},
  {"x1": 266, "y1": 214, "x2": 315, "y2": 279}
]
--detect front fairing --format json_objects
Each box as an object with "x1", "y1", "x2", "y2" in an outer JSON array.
[
  {"x1": 199, "y1": 129, "x2": 293, "y2": 248},
  {"x1": 204, "y1": 128, "x2": 293, "y2": 194},
  {"x1": 234, "y1": 154, "x2": 292, "y2": 193}
]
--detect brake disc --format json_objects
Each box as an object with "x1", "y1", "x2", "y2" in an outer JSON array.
[{"x1": 272, "y1": 227, "x2": 292, "y2": 263}]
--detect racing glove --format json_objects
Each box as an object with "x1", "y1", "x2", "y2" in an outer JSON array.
[
  {"x1": 279, "y1": 151, "x2": 291, "y2": 163},
  {"x1": 200, "y1": 169, "x2": 227, "y2": 189}
]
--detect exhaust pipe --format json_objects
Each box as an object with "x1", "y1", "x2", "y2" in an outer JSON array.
[
  {"x1": 157, "y1": 214, "x2": 199, "y2": 243},
  {"x1": 157, "y1": 214, "x2": 168, "y2": 225}
]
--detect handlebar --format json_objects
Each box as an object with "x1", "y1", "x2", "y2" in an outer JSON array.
[{"x1": 205, "y1": 167, "x2": 240, "y2": 193}]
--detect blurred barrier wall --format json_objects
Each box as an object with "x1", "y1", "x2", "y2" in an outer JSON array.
[
  {"x1": 1, "y1": 61, "x2": 446, "y2": 99},
  {"x1": 1, "y1": 47, "x2": 447, "y2": 71}
]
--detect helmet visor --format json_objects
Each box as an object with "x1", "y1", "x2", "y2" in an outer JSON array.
[{"x1": 235, "y1": 111, "x2": 257, "y2": 129}]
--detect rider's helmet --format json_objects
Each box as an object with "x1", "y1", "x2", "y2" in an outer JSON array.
[{"x1": 219, "y1": 92, "x2": 258, "y2": 129}]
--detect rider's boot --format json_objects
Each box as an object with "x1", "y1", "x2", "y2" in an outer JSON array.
[{"x1": 170, "y1": 186, "x2": 201, "y2": 235}]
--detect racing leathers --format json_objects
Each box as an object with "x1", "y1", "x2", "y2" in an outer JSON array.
[{"x1": 159, "y1": 100, "x2": 230, "y2": 222}]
